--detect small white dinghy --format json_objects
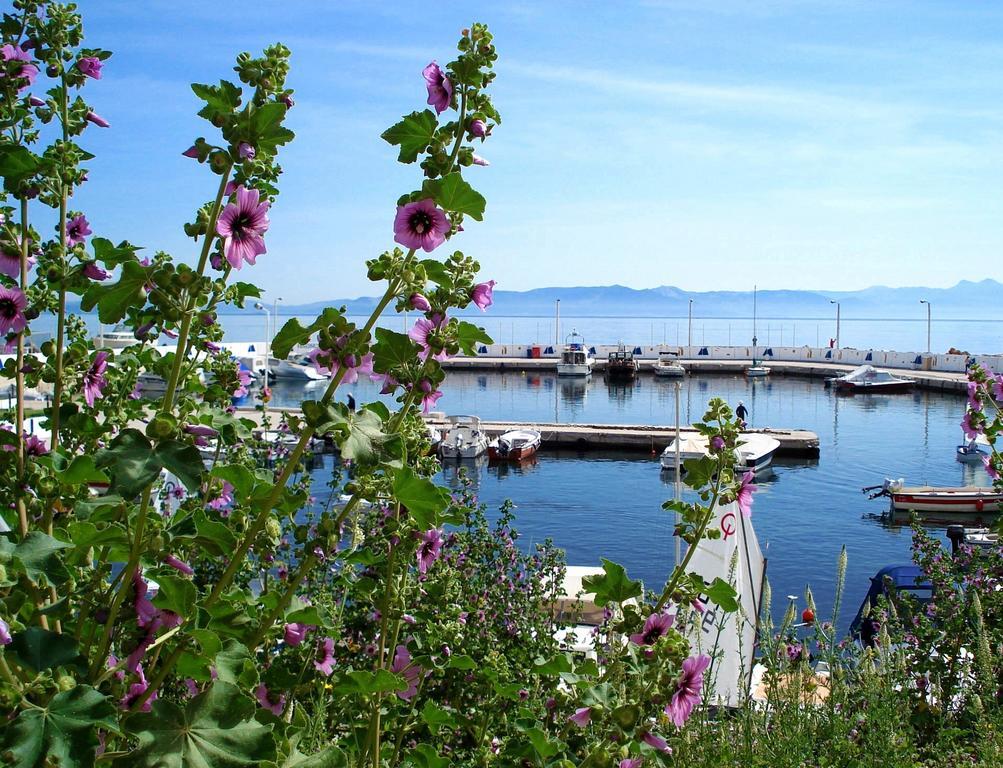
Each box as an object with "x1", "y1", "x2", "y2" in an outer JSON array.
[
  {"x1": 653, "y1": 349, "x2": 686, "y2": 377},
  {"x1": 488, "y1": 429, "x2": 542, "y2": 462},
  {"x1": 660, "y1": 433, "x2": 780, "y2": 474},
  {"x1": 956, "y1": 434, "x2": 990, "y2": 465},
  {"x1": 439, "y1": 415, "x2": 489, "y2": 460}
]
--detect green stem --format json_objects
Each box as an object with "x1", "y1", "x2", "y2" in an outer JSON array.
[
  {"x1": 447, "y1": 88, "x2": 468, "y2": 169},
  {"x1": 366, "y1": 517, "x2": 401, "y2": 767},
  {"x1": 15, "y1": 197, "x2": 29, "y2": 537}
]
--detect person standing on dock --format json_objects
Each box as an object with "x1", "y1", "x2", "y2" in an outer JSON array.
[{"x1": 735, "y1": 401, "x2": 748, "y2": 427}]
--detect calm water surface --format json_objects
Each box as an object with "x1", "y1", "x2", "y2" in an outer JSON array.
[{"x1": 288, "y1": 371, "x2": 978, "y2": 632}]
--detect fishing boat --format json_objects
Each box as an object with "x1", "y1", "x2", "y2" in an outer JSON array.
[
  {"x1": 660, "y1": 432, "x2": 781, "y2": 474},
  {"x1": 94, "y1": 324, "x2": 136, "y2": 349},
  {"x1": 829, "y1": 364, "x2": 915, "y2": 393},
  {"x1": 488, "y1": 429, "x2": 542, "y2": 462},
  {"x1": 605, "y1": 342, "x2": 638, "y2": 381},
  {"x1": 653, "y1": 348, "x2": 686, "y2": 377},
  {"x1": 866, "y1": 478, "x2": 1003, "y2": 517},
  {"x1": 439, "y1": 415, "x2": 489, "y2": 460},
  {"x1": 956, "y1": 434, "x2": 990, "y2": 465},
  {"x1": 556, "y1": 330, "x2": 594, "y2": 377},
  {"x1": 269, "y1": 354, "x2": 327, "y2": 381},
  {"x1": 745, "y1": 286, "x2": 770, "y2": 378}
]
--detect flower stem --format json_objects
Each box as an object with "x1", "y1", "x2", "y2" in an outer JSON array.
[
  {"x1": 15, "y1": 198, "x2": 29, "y2": 537},
  {"x1": 447, "y1": 88, "x2": 468, "y2": 169}
]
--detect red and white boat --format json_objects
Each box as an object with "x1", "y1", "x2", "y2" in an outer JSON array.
[
  {"x1": 873, "y1": 478, "x2": 1003, "y2": 516},
  {"x1": 487, "y1": 429, "x2": 542, "y2": 462}
]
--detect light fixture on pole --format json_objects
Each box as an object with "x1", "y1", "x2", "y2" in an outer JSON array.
[
  {"x1": 254, "y1": 302, "x2": 271, "y2": 415},
  {"x1": 919, "y1": 299, "x2": 931, "y2": 354},
  {"x1": 829, "y1": 300, "x2": 840, "y2": 349}
]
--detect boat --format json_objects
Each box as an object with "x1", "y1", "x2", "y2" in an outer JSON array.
[
  {"x1": 269, "y1": 354, "x2": 327, "y2": 381},
  {"x1": 605, "y1": 342, "x2": 638, "y2": 381},
  {"x1": 551, "y1": 565, "x2": 638, "y2": 658},
  {"x1": 426, "y1": 422, "x2": 442, "y2": 451},
  {"x1": 439, "y1": 415, "x2": 489, "y2": 460},
  {"x1": 829, "y1": 364, "x2": 915, "y2": 393},
  {"x1": 946, "y1": 524, "x2": 999, "y2": 552},
  {"x1": 488, "y1": 429, "x2": 542, "y2": 462},
  {"x1": 556, "y1": 330, "x2": 594, "y2": 377},
  {"x1": 956, "y1": 434, "x2": 990, "y2": 465},
  {"x1": 866, "y1": 478, "x2": 1003, "y2": 517},
  {"x1": 94, "y1": 324, "x2": 136, "y2": 349},
  {"x1": 653, "y1": 348, "x2": 686, "y2": 377},
  {"x1": 136, "y1": 371, "x2": 167, "y2": 396},
  {"x1": 746, "y1": 286, "x2": 770, "y2": 378},
  {"x1": 848, "y1": 564, "x2": 933, "y2": 647},
  {"x1": 660, "y1": 432, "x2": 781, "y2": 474}
]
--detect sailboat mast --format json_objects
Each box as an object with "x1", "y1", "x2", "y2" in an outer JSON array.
[{"x1": 752, "y1": 285, "x2": 758, "y2": 348}]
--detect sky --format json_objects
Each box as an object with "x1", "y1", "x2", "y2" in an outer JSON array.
[{"x1": 62, "y1": 0, "x2": 1003, "y2": 303}]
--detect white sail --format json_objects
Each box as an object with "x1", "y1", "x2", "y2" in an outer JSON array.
[{"x1": 683, "y1": 500, "x2": 766, "y2": 707}]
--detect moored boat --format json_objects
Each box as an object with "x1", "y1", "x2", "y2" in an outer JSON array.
[
  {"x1": 660, "y1": 432, "x2": 780, "y2": 474},
  {"x1": 439, "y1": 415, "x2": 489, "y2": 460},
  {"x1": 745, "y1": 286, "x2": 770, "y2": 378},
  {"x1": 556, "y1": 330, "x2": 594, "y2": 377},
  {"x1": 956, "y1": 434, "x2": 990, "y2": 465},
  {"x1": 653, "y1": 348, "x2": 686, "y2": 377},
  {"x1": 269, "y1": 354, "x2": 327, "y2": 381},
  {"x1": 868, "y1": 478, "x2": 1003, "y2": 516},
  {"x1": 94, "y1": 324, "x2": 136, "y2": 349},
  {"x1": 488, "y1": 429, "x2": 542, "y2": 462},
  {"x1": 830, "y1": 364, "x2": 915, "y2": 393},
  {"x1": 605, "y1": 342, "x2": 638, "y2": 381}
]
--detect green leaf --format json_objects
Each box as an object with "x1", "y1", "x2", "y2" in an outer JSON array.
[
  {"x1": 211, "y1": 463, "x2": 255, "y2": 497},
  {"x1": 8, "y1": 627, "x2": 82, "y2": 673},
  {"x1": 446, "y1": 654, "x2": 477, "y2": 670},
  {"x1": 525, "y1": 727, "x2": 563, "y2": 759},
  {"x1": 393, "y1": 467, "x2": 450, "y2": 529},
  {"x1": 247, "y1": 101, "x2": 295, "y2": 154},
  {"x1": 455, "y1": 321, "x2": 493, "y2": 356},
  {"x1": 192, "y1": 80, "x2": 242, "y2": 122},
  {"x1": 13, "y1": 532, "x2": 73, "y2": 587},
  {"x1": 339, "y1": 408, "x2": 386, "y2": 462},
  {"x1": 58, "y1": 454, "x2": 109, "y2": 486},
  {"x1": 0, "y1": 144, "x2": 39, "y2": 194},
  {"x1": 279, "y1": 746, "x2": 348, "y2": 768},
  {"x1": 214, "y1": 640, "x2": 259, "y2": 689},
  {"x1": 332, "y1": 669, "x2": 405, "y2": 696},
  {"x1": 706, "y1": 576, "x2": 740, "y2": 613},
  {"x1": 191, "y1": 513, "x2": 237, "y2": 557},
  {"x1": 420, "y1": 701, "x2": 457, "y2": 733},
  {"x1": 1, "y1": 685, "x2": 117, "y2": 768},
  {"x1": 151, "y1": 574, "x2": 196, "y2": 617},
  {"x1": 271, "y1": 307, "x2": 344, "y2": 360},
  {"x1": 80, "y1": 260, "x2": 152, "y2": 324},
  {"x1": 67, "y1": 521, "x2": 130, "y2": 554},
  {"x1": 155, "y1": 439, "x2": 205, "y2": 492},
  {"x1": 581, "y1": 559, "x2": 643, "y2": 607},
  {"x1": 120, "y1": 682, "x2": 275, "y2": 768},
  {"x1": 533, "y1": 653, "x2": 573, "y2": 676},
  {"x1": 91, "y1": 237, "x2": 142, "y2": 266},
  {"x1": 406, "y1": 744, "x2": 449, "y2": 768},
  {"x1": 381, "y1": 109, "x2": 438, "y2": 163},
  {"x1": 95, "y1": 429, "x2": 162, "y2": 498},
  {"x1": 421, "y1": 259, "x2": 453, "y2": 289},
  {"x1": 371, "y1": 328, "x2": 417, "y2": 375},
  {"x1": 422, "y1": 173, "x2": 485, "y2": 220}
]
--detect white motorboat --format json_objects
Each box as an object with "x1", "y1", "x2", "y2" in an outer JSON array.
[
  {"x1": 745, "y1": 365, "x2": 771, "y2": 378},
  {"x1": 426, "y1": 422, "x2": 442, "y2": 451},
  {"x1": 439, "y1": 415, "x2": 489, "y2": 460},
  {"x1": 269, "y1": 355, "x2": 327, "y2": 381},
  {"x1": 653, "y1": 349, "x2": 686, "y2": 377},
  {"x1": 556, "y1": 331, "x2": 594, "y2": 377},
  {"x1": 660, "y1": 432, "x2": 780, "y2": 474},
  {"x1": 868, "y1": 478, "x2": 1003, "y2": 517},
  {"x1": 94, "y1": 324, "x2": 136, "y2": 349},
  {"x1": 137, "y1": 371, "x2": 168, "y2": 396},
  {"x1": 956, "y1": 434, "x2": 990, "y2": 465},
  {"x1": 488, "y1": 429, "x2": 542, "y2": 462},
  {"x1": 828, "y1": 364, "x2": 914, "y2": 393},
  {"x1": 551, "y1": 565, "x2": 637, "y2": 658}
]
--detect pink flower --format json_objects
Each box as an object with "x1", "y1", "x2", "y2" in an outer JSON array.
[
  {"x1": 390, "y1": 645, "x2": 424, "y2": 700},
  {"x1": 0, "y1": 286, "x2": 27, "y2": 336},
  {"x1": 983, "y1": 454, "x2": 1000, "y2": 481},
  {"x1": 1, "y1": 44, "x2": 38, "y2": 92},
  {"x1": 216, "y1": 186, "x2": 270, "y2": 269},
  {"x1": 962, "y1": 410, "x2": 981, "y2": 441},
  {"x1": 23, "y1": 433, "x2": 47, "y2": 456},
  {"x1": 409, "y1": 314, "x2": 448, "y2": 361},
  {"x1": 468, "y1": 118, "x2": 487, "y2": 138},
  {"x1": 85, "y1": 111, "x2": 110, "y2": 128},
  {"x1": 393, "y1": 198, "x2": 450, "y2": 253},
  {"x1": 629, "y1": 611, "x2": 674, "y2": 646},
  {"x1": 207, "y1": 480, "x2": 234, "y2": 512},
  {"x1": 664, "y1": 654, "x2": 711, "y2": 727},
  {"x1": 409, "y1": 293, "x2": 432, "y2": 312},
  {"x1": 737, "y1": 470, "x2": 757, "y2": 518},
  {"x1": 238, "y1": 142, "x2": 255, "y2": 159},
  {"x1": 83, "y1": 263, "x2": 112, "y2": 280},
  {"x1": 417, "y1": 380, "x2": 443, "y2": 414},
  {"x1": 65, "y1": 215, "x2": 92, "y2": 247},
  {"x1": 121, "y1": 664, "x2": 157, "y2": 712},
  {"x1": 255, "y1": 683, "x2": 285, "y2": 715},
  {"x1": 314, "y1": 637, "x2": 336, "y2": 676},
  {"x1": 163, "y1": 554, "x2": 193, "y2": 576},
  {"x1": 182, "y1": 144, "x2": 199, "y2": 159},
  {"x1": 992, "y1": 374, "x2": 1003, "y2": 403},
  {"x1": 0, "y1": 243, "x2": 34, "y2": 279},
  {"x1": 283, "y1": 622, "x2": 311, "y2": 647},
  {"x1": 309, "y1": 348, "x2": 374, "y2": 385},
  {"x1": 471, "y1": 280, "x2": 496, "y2": 311},
  {"x1": 710, "y1": 436, "x2": 725, "y2": 451},
  {"x1": 76, "y1": 56, "x2": 102, "y2": 79},
  {"x1": 641, "y1": 732, "x2": 671, "y2": 754},
  {"x1": 422, "y1": 60, "x2": 453, "y2": 114},
  {"x1": 417, "y1": 529, "x2": 442, "y2": 575},
  {"x1": 0, "y1": 616, "x2": 11, "y2": 645},
  {"x1": 620, "y1": 760, "x2": 643, "y2": 768},
  {"x1": 569, "y1": 707, "x2": 591, "y2": 727},
  {"x1": 83, "y1": 351, "x2": 109, "y2": 407},
  {"x1": 471, "y1": 154, "x2": 490, "y2": 166}
]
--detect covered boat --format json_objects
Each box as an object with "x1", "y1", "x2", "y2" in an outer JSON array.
[
  {"x1": 269, "y1": 354, "x2": 327, "y2": 381},
  {"x1": 488, "y1": 429, "x2": 542, "y2": 462},
  {"x1": 605, "y1": 342, "x2": 638, "y2": 380},
  {"x1": 660, "y1": 432, "x2": 780, "y2": 474},
  {"x1": 653, "y1": 349, "x2": 686, "y2": 377},
  {"x1": 830, "y1": 364, "x2": 915, "y2": 393},
  {"x1": 556, "y1": 330, "x2": 594, "y2": 377},
  {"x1": 439, "y1": 415, "x2": 489, "y2": 460},
  {"x1": 849, "y1": 565, "x2": 932, "y2": 647}
]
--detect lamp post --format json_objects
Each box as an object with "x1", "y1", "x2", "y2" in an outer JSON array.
[
  {"x1": 829, "y1": 300, "x2": 840, "y2": 349},
  {"x1": 555, "y1": 299, "x2": 560, "y2": 347},
  {"x1": 272, "y1": 296, "x2": 283, "y2": 348},
  {"x1": 687, "y1": 299, "x2": 693, "y2": 352},
  {"x1": 254, "y1": 302, "x2": 271, "y2": 417},
  {"x1": 920, "y1": 299, "x2": 931, "y2": 354}
]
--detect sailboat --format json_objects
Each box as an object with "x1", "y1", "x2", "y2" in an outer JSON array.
[{"x1": 745, "y1": 285, "x2": 770, "y2": 378}]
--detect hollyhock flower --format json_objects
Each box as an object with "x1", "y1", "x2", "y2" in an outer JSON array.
[
  {"x1": 409, "y1": 293, "x2": 431, "y2": 312},
  {"x1": 314, "y1": 637, "x2": 336, "y2": 676},
  {"x1": 394, "y1": 198, "x2": 450, "y2": 253},
  {"x1": 28, "y1": 95, "x2": 44, "y2": 107},
  {"x1": 24, "y1": 433, "x2": 47, "y2": 456},
  {"x1": 992, "y1": 374, "x2": 1003, "y2": 402},
  {"x1": 309, "y1": 348, "x2": 375, "y2": 385},
  {"x1": 83, "y1": 351, "x2": 109, "y2": 407},
  {"x1": 280, "y1": 94, "x2": 295, "y2": 108},
  {"x1": 469, "y1": 118, "x2": 487, "y2": 138},
  {"x1": 255, "y1": 683, "x2": 285, "y2": 715},
  {"x1": 65, "y1": 215, "x2": 92, "y2": 246},
  {"x1": 207, "y1": 480, "x2": 234, "y2": 511},
  {"x1": 216, "y1": 186, "x2": 270, "y2": 269},
  {"x1": 134, "y1": 321, "x2": 156, "y2": 341},
  {"x1": 205, "y1": 341, "x2": 221, "y2": 354},
  {"x1": 238, "y1": 142, "x2": 255, "y2": 160},
  {"x1": 85, "y1": 111, "x2": 110, "y2": 128},
  {"x1": 962, "y1": 410, "x2": 981, "y2": 440},
  {"x1": 983, "y1": 454, "x2": 1000, "y2": 481},
  {"x1": 76, "y1": 56, "x2": 102, "y2": 79},
  {"x1": 471, "y1": 154, "x2": 490, "y2": 166},
  {"x1": 417, "y1": 529, "x2": 443, "y2": 575},
  {"x1": 163, "y1": 554, "x2": 193, "y2": 576},
  {"x1": 121, "y1": 665, "x2": 157, "y2": 712},
  {"x1": 0, "y1": 244, "x2": 34, "y2": 279},
  {"x1": 0, "y1": 616, "x2": 10, "y2": 645},
  {"x1": 630, "y1": 611, "x2": 674, "y2": 646},
  {"x1": 418, "y1": 382, "x2": 443, "y2": 413},
  {"x1": 183, "y1": 678, "x2": 200, "y2": 697},
  {"x1": 284, "y1": 622, "x2": 311, "y2": 647},
  {"x1": 1, "y1": 44, "x2": 38, "y2": 91},
  {"x1": 620, "y1": 760, "x2": 643, "y2": 768},
  {"x1": 233, "y1": 368, "x2": 253, "y2": 398},
  {"x1": 390, "y1": 645, "x2": 424, "y2": 700},
  {"x1": 182, "y1": 144, "x2": 199, "y2": 158},
  {"x1": 710, "y1": 436, "x2": 725, "y2": 451},
  {"x1": 422, "y1": 60, "x2": 452, "y2": 114},
  {"x1": 83, "y1": 263, "x2": 112, "y2": 280},
  {"x1": 569, "y1": 707, "x2": 591, "y2": 727},
  {"x1": 471, "y1": 280, "x2": 496, "y2": 311},
  {"x1": 641, "y1": 732, "x2": 671, "y2": 754},
  {"x1": 0, "y1": 286, "x2": 27, "y2": 336},
  {"x1": 665, "y1": 654, "x2": 711, "y2": 727},
  {"x1": 737, "y1": 470, "x2": 757, "y2": 518},
  {"x1": 968, "y1": 381, "x2": 981, "y2": 410}
]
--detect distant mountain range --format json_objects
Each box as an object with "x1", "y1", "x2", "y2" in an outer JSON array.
[{"x1": 261, "y1": 279, "x2": 1003, "y2": 319}]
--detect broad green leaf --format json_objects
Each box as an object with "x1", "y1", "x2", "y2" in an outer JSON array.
[
  {"x1": 214, "y1": 640, "x2": 259, "y2": 689},
  {"x1": 339, "y1": 408, "x2": 386, "y2": 461},
  {"x1": 533, "y1": 653, "x2": 573, "y2": 676},
  {"x1": 706, "y1": 576, "x2": 740, "y2": 613},
  {"x1": 381, "y1": 109, "x2": 438, "y2": 163},
  {"x1": 192, "y1": 80, "x2": 242, "y2": 122},
  {"x1": 119, "y1": 682, "x2": 275, "y2": 768},
  {"x1": 455, "y1": 321, "x2": 493, "y2": 355},
  {"x1": 80, "y1": 260, "x2": 152, "y2": 324},
  {"x1": 406, "y1": 744, "x2": 449, "y2": 768},
  {"x1": 332, "y1": 669, "x2": 405, "y2": 696},
  {"x1": 13, "y1": 532, "x2": 73, "y2": 587},
  {"x1": 525, "y1": 727, "x2": 563, "y2": 760},
  {"x1": 191, "y1": 513, "x2": 237, "y2": 557},
  {"x1": 248, "y1": 101, "x2": 294, "y2": 154},
  {"x1": 420, "y1": 701, "x2": 457, "y2": 733},
  {"x1": 59, "y1": 454, "x2": 109, "y2": 486},
  {"x1": 155, "y1": 439, "x2": 205, "y2": 492},
  {"x1": 279, "y1": 746, "x2": 348, "y2": 768},
  {"x1": 91, "y1": 237, "x2": 142, "y2": 266},
  {"x1": 446, "y1": 654, "x2": 477, "y2": 670},
  {"x1": 95, "y1": 429, "x2": 162, "y2": 499},
  {"x1": 0, "y1": 685, "x2": 117, "y2": 768},
  {"x1": 0, "y1": 144, "x2": 39, "y2": 194},
  {"x1": 371, "y1": 327, "x2": 417, "y2": 374},
  {"x1": 423, "y1": 172, "x2": 485, "y2": 220},
  {"x1": 421, "y1": 258, "x2": 453, "y2": 289},
  {"x1": 271, "y1": 307, "x2": 345, "y2": 360},
  {"x1": 393, "y1": 467, "x2": 450, "y2": 529},
  {"x1": 581, "y1": 559, "x2": 643, "y2": 607},
  {"x1": 67, "y1": 521, "x2": 130, "y2": 552},
  {"x1": 8, "y1": 627, "x2": 82, "y2": 673},
  {"x1": 151, "y1": 574, "x2": 196, "y2": 617},
  {"x1": 211, "y1": 463, "x2": 255, "y2": 497}
]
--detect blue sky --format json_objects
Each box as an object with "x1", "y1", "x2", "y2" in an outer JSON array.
[{"x1": 67, "y1": 0, "x2": 1003, "y2": 302}]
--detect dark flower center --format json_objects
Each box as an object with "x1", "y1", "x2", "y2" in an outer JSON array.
[
  {"x1": 233, "y1": 214, "x2": 252, "y2": 237},
  {"x1": 410, "y1": 211, "x2": 432, "y2": 235},
  {"x1": 643, "y1": 626, "x2": 663, "y2": 644},
  {"x1": 0, "y1": 298, "x2": 16, "y2": 318}
]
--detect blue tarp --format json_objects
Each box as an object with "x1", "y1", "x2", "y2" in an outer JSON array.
[
  {"x1": 478, "y1": 345, "x2": 488, "y2": 354},
  {"x1": 914, "y1": 355, "x2": 922, "y2": 364},
  {"x1": 633, "y1": 347, "x2": 642, "y2": 355},
  {"x1": 865, "y1": 352, "x2": 873, "y2": 361},
  {"x1": 248, "y1": 344, "x2": 255, "y2": 352},
  {"x1": 825, "y1": 350, "x2": 832, "y2": 359},
  {"x1": 764, "y1": 348, "x2": 774, "y2": 357},
  {"x1": 698, "y1": 347, "x2": 709, "y2": 356}
]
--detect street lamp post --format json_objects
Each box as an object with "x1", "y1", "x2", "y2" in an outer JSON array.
[
  {"x1": 555, "y1": 299, "x2": 560, "y2": 347},
  {"x1": 920, "y1": 299, "x2": 931, "y2": 354},
  {"x1": 829, "y1": 300, "x2": 840, "y2": 349},
  {"x1": 272, "y1": 296, "x2": 283, "y2": 351},
  {"x1": 254, "y1": 302, "x2": 271, "y2": 418},
  {"x1": 687, "y1": 299, "x2": 693, "y2": 352}
]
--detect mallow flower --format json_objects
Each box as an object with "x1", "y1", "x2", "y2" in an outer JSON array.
[
  {"x1": 393, "y1": 198, "x2": 450, "y2": 253},
  {"x1": 0, "y1": 243, "x2": 34, "y2": 279},
  {"x1": 314, "y1": 637, "x2": 336, "y2": 676},
  {"x1": 737, "y1": 471, "x2": 757, "y2": 518},
  {"x1": 216, "y1": 186, "x2": 270, "y2": 269},
  {"x1": 417, "y1": 529, "x2": 443, "y2": 574},
  {"x1": 76, "y1": 56, "x2": 102, "y2": 79},
  {"x1": 83, "y1": 351, "x2": 109, "y2": 407},
  {"x1": 65, "y1": 215, "x2": 92, "y2": 247},
  {"x1": 1, "y1": 44, "x2": 38, "y2": 91},
  {"x1": 629, "y1": 611, "x2": 674, "y2": 646},
  {"x1": 390, "y1": 645, "x2": 424, "y2": 700},
  {"x1": 569, "y1": 707, "x2": 591, "y2": 727},
  {"x1": 0, "y1": 286, "x2": 27, "y2": 336},
  {"x1": 664, "y1": 654, "x2": 711, "y2": 727},
  {"x1": 422, "y1": 60, "x2": 452, "y2": 114},
  {"x1": 471, "y1": 280, "x2": 495, "y2": 311}
]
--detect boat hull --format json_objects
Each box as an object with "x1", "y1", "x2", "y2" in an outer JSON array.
[
  {"x1": 890, "y1": 488, "x2": 1003, "y2": 515},
  {"x1": 556, "y1": 363, "x2": 592, "y2": 377},
  {"x1": 653, "y1": 365, "x2": 685, "y2": 377},
  {"x1": 440, "y1": 441, "x2": 488, "y2": 460},
  {"x1": 745, "y1": 367, "x2": 770, "y2": 378},
  {"x1": 835, "y1": 381, "x2": 913, "y2": 394},
  {"x1": 488, "y1": 443, "x2": 539, "y2": 462}
]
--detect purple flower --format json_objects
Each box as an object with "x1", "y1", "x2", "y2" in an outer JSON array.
[
  {"x1": 121, "y1": 664, "x2": 157, "y2": 712},
  {"x1": 962, "y1": 410, "x2": 981, "y2": 440},
  {"x1": 28, "y1": 95, "x2": 44, "y2": 107},
  {"x1": 284, "y1": 622, "x2": 311, "y2": 647},
  {"x1": 409, "y1": 314, "x2": 449, "y2": 362},
  {"x1": 238, "y1": 142, "x2": 256, "y2": 160},
  {"x1": 417, "y1": 529, "x2": 443, "y2": 575},
  {"x1": 184, "y1": 424, "x2": 217, "y2": 442},
  {"x1": 163, "y1": 554, "x2": 194, "y2": 576},
  {"x1": 83, "y1": 351, "x2": 109, "y2": 407},
  {"x1": 409, "y1": 293, "x2": 432, "y2": 312},
  {"x1": 255, "y1": 683, "x2": 285, "y2": 716},
  {"x1": 0, "y1": 244, "x2": 34, "y2": 279},
  {"x1": 309, "y1": 348, "x2": 375, "y2": 385},
  {"x1": 0, "y1": 286, "x2": 27, "y2": 336},
  {"x1": 24, "y1": 433, "x2": 48, "y2": 456},
  {"x1": 314, "y1": 637, "x2": 336, "y2": 676},
  {"x1": 83, "y1": 263, "x2": 112, "y2": 281},
  {"x1": 393, "y1": 198, "x2": 450, "y2": 253},
  {"x1": 0, "y1": 616, "x2": 11, "y2": 645},
  {"x1": 620, "y1": 760, "x2": 644, "y2": 768},
  {"x1": 569, "y1": 707, "x2": 591, "y2": 727},
  {"x1": 710, "y1": 436, "x2": 725, "y2": 451},
  {"x1": 471, "y1": 154, "x2": 490, "y2": 166},
  {"x1": 983, "y1": 454, "x2": 1000, "y2": 481},
  {"x1": 968, "y1": 381, "x2": 981, "y2": 410},
  {"x1": 216, "y1": 186, "x2": 270, "y2": 269},
  {"x1": 390, "y1": 645, "x2": 424, "y2": 700},
  {"x1": 76, "y1": 56, "x2": 102, "y2": 79},
  {"x1": 422, "y1": 60, "x2": 453, "y2": 114},
  {"x1": 233, "y1": 368, "x2": 253, "y2": 398},
  {"x1": 471, "y1": 280, "x2": 496, "y2": 311},
  {"x1": 664, "y1": 654, "x2": 711, "y2": 727},
  {"x1": 641, "y1": 732, "x2": 671, "y2": 754},
  {"x1": 1, "y1": 44, "x2": 38, "y2": 91},
  {"x1": 85, "y1": 111, "x2": 110, "y2": 128},
  {"x1": 630, "y1": 611, "x2": 674, "y2": 646},
  {"x1": 417, "y1": 380, "x2": 443, "y2": 414},
  {"x1": 65, "y1": 215, "x2": 92, "y2": 247},
  {"x1": 737, "y1": 471, "x2": 757, "y2": 518},
  {"x1": 468, "y1": 118, "x2": 487, "y2": 138},
  {"x1": 182, "y1": 144, "x2": 199, "y2": 159},
  {"x1": 992, "y1": 374, "x2": 1003, "y2": 402},
  {"x1": 207, "y1": 480, "x2": 234, "y2": 512},
  {"x1": 280, "y1": 94, "x2": 295, "y2": 108}
]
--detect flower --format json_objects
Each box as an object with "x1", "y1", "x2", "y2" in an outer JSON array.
[
  {"x1": 992, "y1": 374, "x2": 1003, "y2": 402},
  {"x1": 409, "y1": 293, "x2": 432, "y2": 312},
  {"x1": 409, "y1": 314, "x2": 448, "y2": 361},
  {"x1": 65, "y1": 215, "x2": 92, "y2": 247},
  {"x1": 737, "y1": 470, "x2": 757, "y2": 518},
  {"x1": 309, "y1": 348, "x2": 374, "y2": 385},
  {"x1": 471, "y1": 153, "x2": 490, "y2": 166},
  {"x1": 121, "y1": 664, "x2": 157, "y2": 712},
  {"x1": 216, "y1": 186, "x2": 270, "y2": 269},
  {"x1": 1, "y1": 44, "x2": 38, "y2": 91},
  {"x1": 710, "y1": 435, "x2": 725, "y2": 451},
  {"x1": 417, "y1": 529, "x2": 442, "y2": 575},
  {"x1": 85, "y1": 110, "x2": 110, "y2": 128},
  {"x1": 163, "y1": 554, "x2": 193, "y2": 576},
  {"x1": 238, "y1": 142, "x2": 255, "y2": 159},
  {"x1": 641, "y1": 732, "x2": 671, "y2": 754},
  {"x1": 83, "y1": 351, "x2": 109, "y2": 407},
  {"x1": 0, "y1": 286, "x2": 27, "y2": 336},
  {"x1": 255, "y1": 683, "x2": 285, "y2": 716},
  {"x1": 390, "y1": 645, "x2": 424, "y2": 700},
  {"x1": 471, "y1": 280, "x2": 496, "y2": 311},
  {"x1": 233, "y1": 368, "x2": 253, "y2": 398},
  {"x1": 0, "y1": 616, "x2": 11, "y2": 645},
  {"x1": 76, "y1": 56, "x2": 102, "y2": 79},
  {"x1": 83, "y1": 263, "x2": 112, "y2": 280},
  {"x1": 314, "y1": 637, "x2": 336, "y2": 676},
  {"x1": 962, "y1": 410, "x2": 981, "y2": 440},
  {"x1": 983, "y1": 454, "x2": 1000, "y2": 481},
  {"x1": 208, "y1": 480, "x2": 234, "y2": 512},
  {"x1": 280, "y1": 94, "x2": 295, "y2": 108},
  {"x1": 664, "y1": 654, "x2": 711, "y2": 727},
  {"x1": 620, "y1": 760, "x2": 644, "y2": 768},
  {"x1": 393, "y1": 198, "x2": 450, "y2": 253},
  {"x1": 469, "y1": 118, "x2": 487, "y2": 138},
  {"x1": 422, "y1": 60, "x2": 453, "y2": 114},
  {"x1": 417, "y1": 380, "x2": 443, "y2": 414},
  {"x1": 284, "y1": 622, "x2": 311, "y2": 647},
  {"x1": 968, "y1": 381, "x2": 981, "y2": 410},
  {"x1": 629, "y1": 611, "x2": 674, "y2": 645},
  {"x1": 569, "y1": 707, "x2": 591, "y2": 727},
  {"x1": 28, "y1": 95, "x2": 44, "y2": 107},
  {"x1": 23, "y1": 433, "x2": 47, "y2": 456},
  {"x1": 0, "y1": 243, "x2": 34, "y2": 279}
]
